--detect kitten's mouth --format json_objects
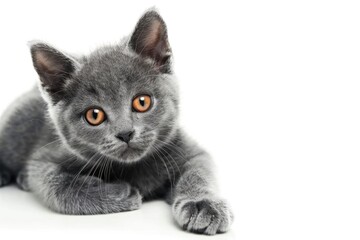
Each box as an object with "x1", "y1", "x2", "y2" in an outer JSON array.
[{"x1": 103, "y1": 141, "x2": 148, "y2": 163}]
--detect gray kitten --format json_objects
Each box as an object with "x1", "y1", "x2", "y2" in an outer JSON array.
[{"x1": 0, "y1": 10, "x2": 233, "y2": 235}]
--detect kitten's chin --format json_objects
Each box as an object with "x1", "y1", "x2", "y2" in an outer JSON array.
[{"x1": 103, "y1": 143, "x2": 150, "y2": 164}]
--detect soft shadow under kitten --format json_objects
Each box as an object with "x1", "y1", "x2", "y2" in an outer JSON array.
[{"x1": 0, "y1": 10, "x2": 233, "y2": 235}]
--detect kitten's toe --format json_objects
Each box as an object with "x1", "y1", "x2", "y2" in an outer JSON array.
[
  {"x1": 117, "y1": 187, "x2": 142, "y2": 211},
  {"x1": 108, "y1": 183, "x2": 142, "y2": 212},
  {"x1": 16, "y1": 171, "x2": 30, "y2": 191},
  {"x1": 0, "y1": 170, "x2": 11, "y2": 187},
  {"x1": 173, "y1": 198, "x2": 233, "y2": 235}
]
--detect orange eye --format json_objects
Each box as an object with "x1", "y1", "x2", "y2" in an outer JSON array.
[
  {"x1": 132, "y1": 95, "x2": 152, "y2": 112},
  {"x1": 85, "y1": 108, "x2": 106, "y2": 126}
]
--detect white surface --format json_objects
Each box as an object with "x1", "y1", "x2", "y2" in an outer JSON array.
[
  {"x1": 0, "y1": 186, "x2": 236, "y2": 239},
  {"x1": 0, "y1": 0, "x2": 360, "y2": 239}
]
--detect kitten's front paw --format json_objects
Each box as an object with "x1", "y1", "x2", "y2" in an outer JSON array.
[
  {"x1": 0, "y1": 170, "x2": 11, "y2": 187},
  {"x1": 105, "y1": 182, "x2": 142, "y2": 212},
  {"x1": 173, "y1": 198, "x2": 234, "y2": 235}
]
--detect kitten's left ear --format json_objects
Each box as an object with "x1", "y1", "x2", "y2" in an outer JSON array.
[
  {"x1": 129, "y1": 10, "x2": 171, "y2": 72},
  {"x1": 30, "y1": 42, "x2": 79, "y2": 102}
]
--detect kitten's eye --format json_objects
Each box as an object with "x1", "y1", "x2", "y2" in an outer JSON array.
[
  {"x1": 85, "y1": 108, "x2": 106, "y2": 126},
  {"x1": 132, "y1": 95, "x2": 152, "y2": 112}
]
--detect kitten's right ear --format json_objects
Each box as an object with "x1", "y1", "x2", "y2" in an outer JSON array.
[
  {"x1": 30, "y1": 42, "x2": 77, "y2": 98},
  {"x1": 129, "y1": 10, "x2": 171, "y2": 73}
]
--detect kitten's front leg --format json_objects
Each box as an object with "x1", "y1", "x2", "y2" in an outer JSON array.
[
  {"x1": 23, "y1": 159, "x2": 141, "y2": 215},
  {"x1": 171, "y1": 151, "x2": 234, "y2": 235}
]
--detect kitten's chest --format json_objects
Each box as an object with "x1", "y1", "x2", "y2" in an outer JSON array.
[
  {"x1": 67, "y1": 152, "x2": 184, "y2": 199},
  {"x1": 106, "y1": 157, "x2": 181, "y2": 198}
]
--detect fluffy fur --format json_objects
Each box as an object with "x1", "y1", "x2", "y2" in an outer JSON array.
[{"x1": 0, "y1": 10, "x2": 233, "y2": 235}]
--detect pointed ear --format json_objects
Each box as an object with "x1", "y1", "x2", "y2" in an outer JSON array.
[
  {"x1": 30, "y1": 42, "x2": 77, "y2": 98},
  {"x1": 129, "y1": 10, "x2": 171, "y2": 72}
]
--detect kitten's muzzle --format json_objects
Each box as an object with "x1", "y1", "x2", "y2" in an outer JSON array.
[{"x1": 116, "y1": 130, "x2": 135, "y2": 144}]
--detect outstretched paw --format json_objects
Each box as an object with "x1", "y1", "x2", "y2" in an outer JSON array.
[
  {"x1": 0, "y1": 170, "x2": 11, "y2": 187},
  {"x1": 173, "y1": 197, "x2": 234, "y2": 235}
]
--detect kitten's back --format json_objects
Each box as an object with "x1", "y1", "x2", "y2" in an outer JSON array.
[{"x1": 0, "y1": 87, "x2": 51, "y2": 174}]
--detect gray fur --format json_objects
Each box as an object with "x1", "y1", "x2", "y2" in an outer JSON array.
[{"x1": 0, "y1": 10, "x2": 233, "y2": 235}]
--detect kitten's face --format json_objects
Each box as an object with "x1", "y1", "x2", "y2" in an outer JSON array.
[
  {"x1": 31, "y1": 11, "x2": 178, "y2": 163},
  {"x1": 54, "y1": 49, "x2": 178, "y2": 163}
]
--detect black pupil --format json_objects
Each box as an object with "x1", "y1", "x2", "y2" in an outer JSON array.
[
  {"x1": 92, "y1": 109, "x2": 99, "y2": 119},
  {"x1": 139, "y1": 97, "x2": 145, "y2": 107}
]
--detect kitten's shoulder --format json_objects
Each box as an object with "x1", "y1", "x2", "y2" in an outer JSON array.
[
  {"x1": 0, "y1": 86, "x2": 45, "y2": 129},
  {"x1": 175, "y1": 129, "x2": 211, "y2": 160}
]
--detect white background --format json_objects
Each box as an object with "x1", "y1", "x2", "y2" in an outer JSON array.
[{"x1": 0, "y1": 0, "x2": 359, "y2": 239}]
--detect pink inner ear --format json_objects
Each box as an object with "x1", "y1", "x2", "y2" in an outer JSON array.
[
  {"x1": 35, "y1": 51, "x2": 58, "y2": 74},
  {"x1": 142, "y1": 19, "x2": 170, "y2": 68},
  {"x1": 129, "y1": 11, "x2": 171, "y2": 72},
  {"x1": 144, "y1": 20, "x2": 162, "y2": 49}
]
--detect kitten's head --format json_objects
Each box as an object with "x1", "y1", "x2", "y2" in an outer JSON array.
[{"x1": 30, "y1": 10, "x2": 179, "y2": 163}]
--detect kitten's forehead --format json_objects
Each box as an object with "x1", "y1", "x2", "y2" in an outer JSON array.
[{"x1": 76, "y1": 46, "x2": 158, "y2": 94}]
